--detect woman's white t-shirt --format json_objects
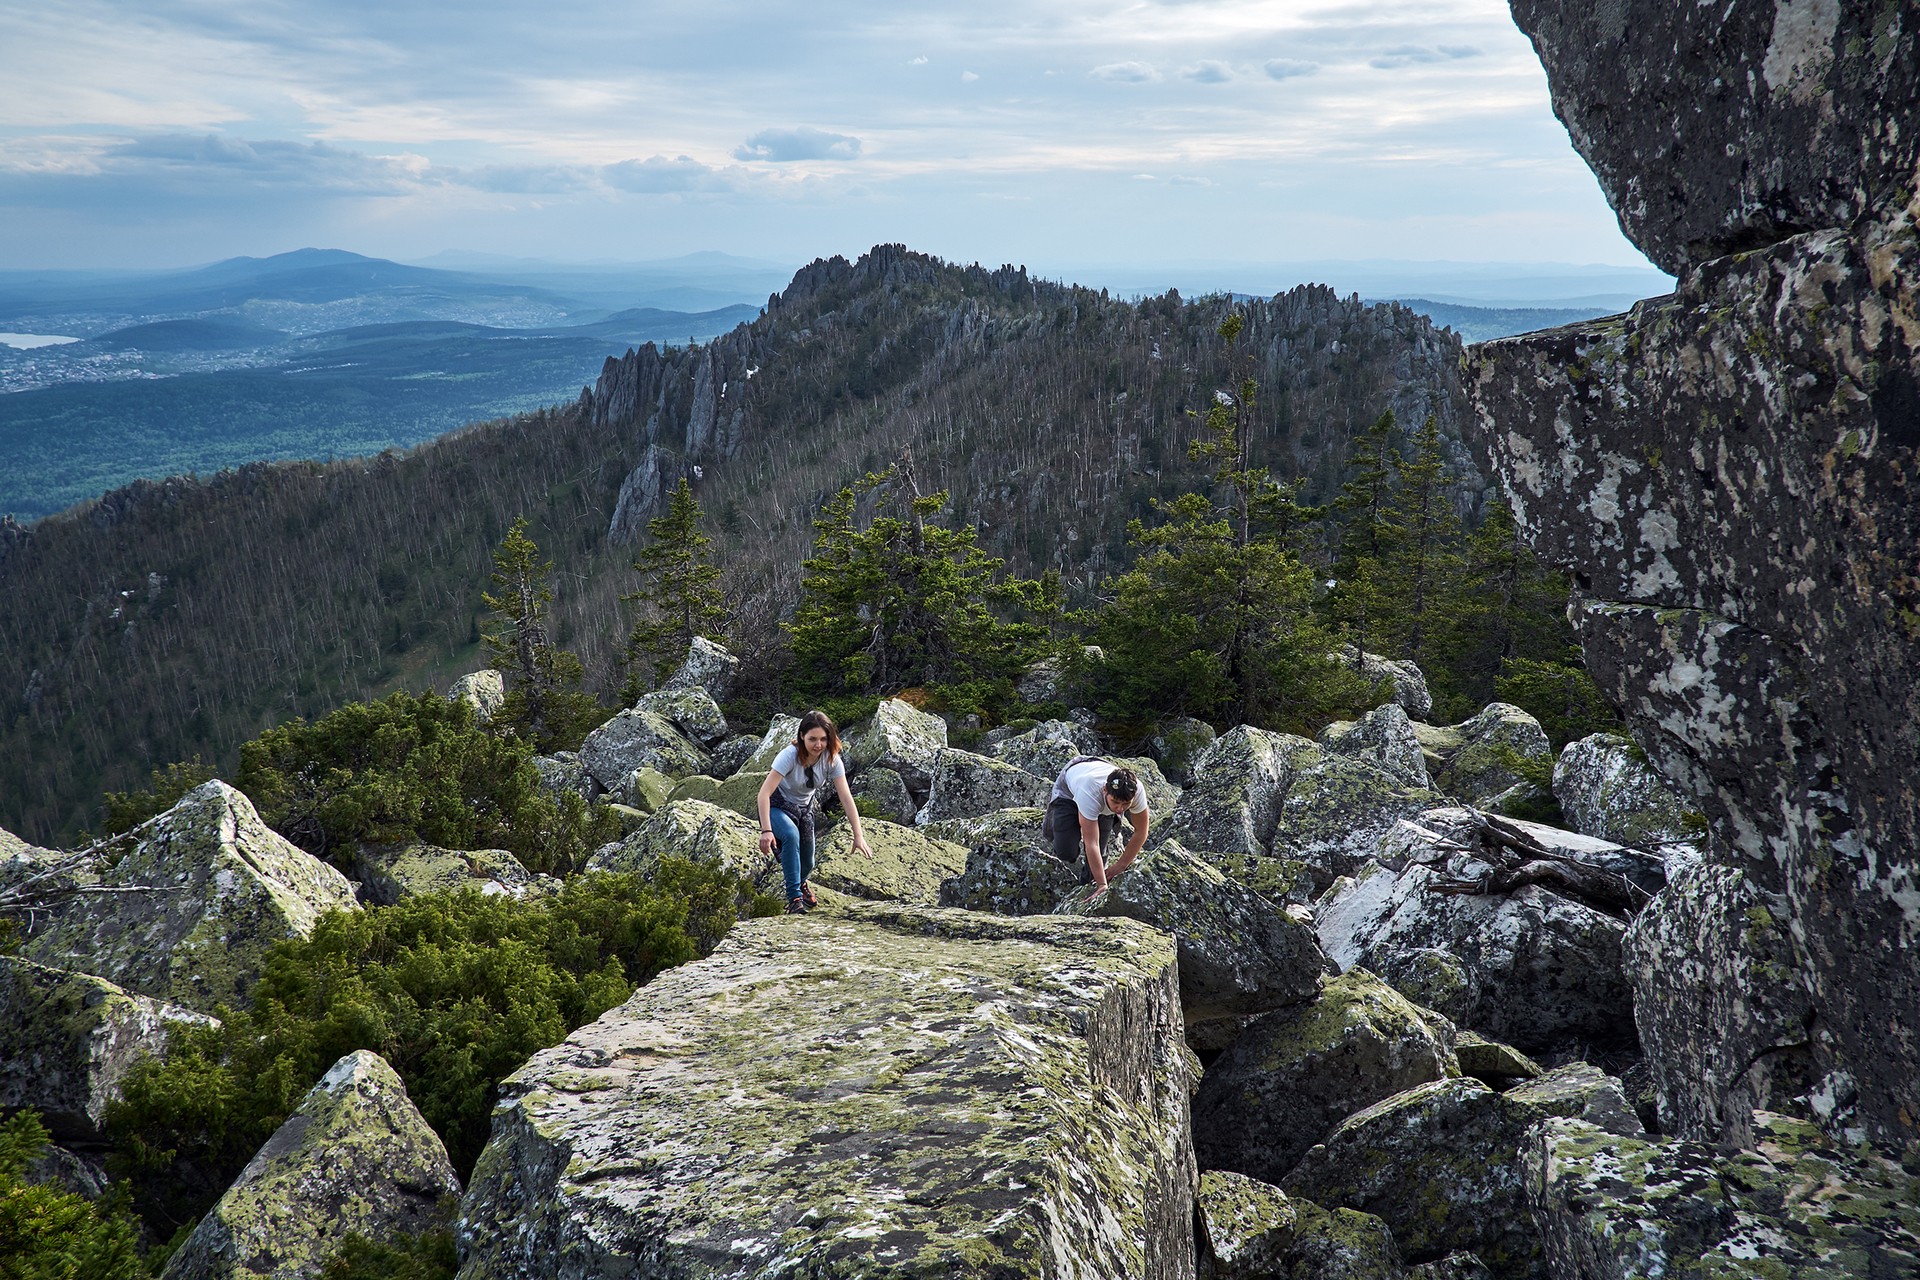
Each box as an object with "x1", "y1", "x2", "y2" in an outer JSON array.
[{"x1": 770, "y1": 744, "x2": 846, "y2": 807}]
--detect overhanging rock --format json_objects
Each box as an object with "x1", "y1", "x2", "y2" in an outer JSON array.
[{"x1": 457, "y1": 903, "x2": 1196, "y2": 1280}]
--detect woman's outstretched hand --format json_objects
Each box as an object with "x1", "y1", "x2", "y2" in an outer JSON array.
[
  {"x1": 852, "y1": 835, "x2": 873, "y2": 859},
  {"x1": 759, "y1": 831, "x2": 776, "y2": 860}
]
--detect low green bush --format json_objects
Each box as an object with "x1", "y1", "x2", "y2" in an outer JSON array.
[
  {"x1": 0, "y1": 1112, "x2": 148, "y2": 1280},
  {"x1": 106, "y1": 863, "x2": 780, "y2": 1236}
]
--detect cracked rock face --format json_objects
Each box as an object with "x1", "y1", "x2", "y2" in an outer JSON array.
[
  {"x1": 1318, "y1": 703, "x2": 1432, "y2": 791},
  {"x1": 578, "y1": 707, "x2": 709, "y2": 787},
  {"x1": 1551, "y1": 733, "x2": 1700, "y2": 861},
  {"x1": 457, "y1": 904, "x2": 1197, "y2": 1280},
  {"x1": 844, "y1": 698, "x2": 948, "y2": 793},
  {"x1": 19, "y1": 781, "x2": 358, "y2": 1015},
  {"x1": 164, "y1": 1050, "x2": 460, "y2": 1280},
  {"x1": 1468, "y1": 206, "x2": 1920, "y2": 1147},
  {"x1": 933, "y1": 807, "x2": 1085, "y2": 916},
  {"x1": 919, "y1": 747, "x2": 1051, "y2": 825},
  {"x1": 1509, "y1": 0, "x2": 1917, "y2": 274}
]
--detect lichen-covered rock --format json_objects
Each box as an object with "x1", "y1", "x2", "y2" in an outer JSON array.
[
  {"x1": 665, "y1": 769, "x2": 765, "y2": 820},
  {"x1": 1318, "y1": 702, "x2": 1431, "y2": 791},
  {"x1": 1430, "y1": 704, "x2": 1551, "y2": 814},
  {"x1": 1194, "y1": 1170, "x2": 1406, "y2": 1280},
  {"x1": 349, "y1": 844, "x2": 532, "y2": 907},
  {"x1": 633, "y1": 685, "x2": 729, "y2": 747},
  {"x1": 985, "y1": 718, "x2": 1104, "y2": 779},
  {"x1": 594, "y1": 801, "x2": 649, "y2": 837},
  {"x1": 20, "y1": 781, "x2": 358, "y2": 1015},
  {"x1": 1314, "y1": 842, "x2": 1634, "y2": 1053},
  {"x1": 162, "y1": 1050, "x2": 460, "y2": 1280},
  {"x1": 1192, "y1": 968, "x2": 1459, "y2": 1184},
  {"x1": 617, "y1": 764, "x2": 673, "y2": 813},
  {"x1": 703, "y1": 733, "x2": 759, "y2": 780},
  {"x1": 811, "y1": 820, "x2": 968, "y2": 907},
  {"x1": 1367, "y1": 947, "x2": 1478, "y2": 1027},
  {"x1": 586, "y1": 799, "x2": 781, "y2": 902},
  {"x1": 1330, "y1": 646, "x2": 1433, "y2": 720},
  {"x1": 1151, "y1": 716, "x2": 1217, "y2": 786},
  {"x1": 1623, "y1": 859, "x2": 1815, "y2": 1144},
  {"x1": 1152, "y1": 726, "x2": 1305, "y2": 862},
  {"x1": 1056, "y1": 840, "x2": 1331, "y2": 1028},
  {"x1": 0, "y1": 956, "x2": 216, "y2": 1142},
  {"x1": 532, "y1": 751, "x2": 600, "y2": 805},
  {"x1": 1381, "y1": 807, "x2": 1667, "y2": 899},
  {"x1": 662, "y1": 634, "x2": 738, "y2": 702},
  {"x1": 1271, "y1": 746, "x2": 1445, "y2": 881},
  {"x1": 1525, "y1": 1111, "x2": 1920, "y2": 1280},
  {"x1": 1453, "y1": 1031, "x2": 1542, "y2": 1086},
  {"x1": 1284, "y1": 1066, "x2": 1642, "y2": 1280},
  {"x1": 1012, "y1": 647, "x2": 1099, "y2": 703},
  {"x1": 458, "y1": 904, "x2": 1198, "y2": 1280},
  {"x1": 446, "y1": 669, "x2": 505, "y2": 724},
  {"x1": 918, "y1": 747, "x2": 1051, "y2": 825},
  {"x1": 934, "y1": 807, "x2": 1084, "y2": 916},
  {"x1": 1467, "y1": 201, "x2": 1920, "y2": 1149},
  {"x1": 850, "y1": 765, "x2": 917, "y2": 824},
  {"x1": 1551, "y1": 733, "x2": 1699, "y2": 856},
  {"x1": 1508, "y1": 0, "x2": 1916, "y2": 274},
  {"x1": 578, "y1": 708, "x2": 709, "y2": 787},
  {"x1": 738, "y1": 714, "x2": 802, "y2": 777},
  {"x1": 844, "y1": 698, "x2": 947, "y2": 792}
]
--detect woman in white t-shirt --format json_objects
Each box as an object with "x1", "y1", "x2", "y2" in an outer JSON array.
[{"x1": 756, "y1": 709, "x2": 872, "y2": 913}]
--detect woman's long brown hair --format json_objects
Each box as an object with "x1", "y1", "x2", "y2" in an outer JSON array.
[{"x1": 793, "y1": 709, "x2": 841, "y2": 766}]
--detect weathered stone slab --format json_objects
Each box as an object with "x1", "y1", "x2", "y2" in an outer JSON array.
[
  {"x1": 1318, "y1": 702, "x2": 1431, "y2": 790},
  {"x1": 163, "y1": 1050, "x2": 460, "y2": 1280},
  {"x1": 1468, "y1": 206, "x2": 1920, "y2": 1148},
  {"x1": 918, "y1": 747, "x2": 1050, "y2": 825},
  {"x1": 662, "y1": 634, "x2": 738, "y2": 703},
  {"x1": 349, "y1": 844, "x2": 533, "y2": 907},
  {"x1": 989, "y1": 718, "x2": 1104, "y2": 779},
  {"x1": 934, "y1": 807, "x2": 1083, "y2": 916},
  {"x1": 1055, "y1": 840, "x2": 1330, "y2": 1027},
  {"x1": 633, "y1": 685, "x2": 728, "y2": 747},
  {"x1": 578, "y1": 708, "x2": 708, "y2": 787},
  {"x1": 1509, "y1": 0, "x2": 1917, "y2": 273},
  {"x1": 0, "y1": 956, "x2": 216, "y2": 1142},
  {"x1": 1329, "y1": 645, "x2": 1432, "y2": 720},
  {"x1": 1151, "y1": 726, "x2": 1305, "y2": 861},
  {"x1": 1191, "y1": 968, "x2": 1459, "y2": 1185},
  {"x1": 1429, "y1": 703, "x2": 1551, "y2": 814},
  {"x1": 1525, "y1": 1111, "x2": 1920, "y2": 1280},
  {"x1": 703, "y1": 734, "x2": 759, "y2": 781},
  {"x1": 737, "y1": 714, "x2": 801, "y2": 778},
  {"x1": 1551, "y1": 733, "x2": 1698, "y2": 856},
  {"x1": 812, "y1": 819, "x2": 968, "y2": 907},
  {"x1": 585, "y1": 799, "x2": 779, "y2": 901},
  {"x1": 850, "y1": 765, "x2": 917, "y2": 824},
  {"x1": 458, "y1": 904, "x2": 1197, "y2": 1280},
  {"x1": 1150, "y1": 716, "x2": 1216, "y2": 787},
  {"x1": 447, "y1": 669, "x2": 505, "y2": 724},
  {"x1": 20, "y1": 781, "x2": 358, "y2": 1015},
  {"x1": 1272, "y1": 747, "x2": 1445, "y2": 881}
]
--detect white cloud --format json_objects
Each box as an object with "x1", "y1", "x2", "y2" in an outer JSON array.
[
  {"x1": 1370, "y1": 44, "x2": 1483, "y2": 69},
  {"x1": 960, "y1": 70, "x2": 980, "y2": 82},
  {"x1": 1262, "y1": 59, "x2": 1318, "y2": 81},
  {"x1": 908, "y1": 55, "x2": 928, "y2": 65},
  {"x1": 603, "y1": 154, "x2": 727, "y2": 191},
  {"x1": 731, "y1": 127, "x2": 862, "y2": 163},
  {"x1": 1089, "y1": 61, "x2": 1157, "y2": 83},
  {"x1": 1182, "y1": 60, "x2": 1232, "y2": 83}
]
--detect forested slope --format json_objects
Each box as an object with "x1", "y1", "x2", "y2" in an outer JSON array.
[{"x1": 0, "y1": 245, "x2": 1472, "y2": 842}]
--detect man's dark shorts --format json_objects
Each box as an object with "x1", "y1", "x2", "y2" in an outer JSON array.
[{"x1": 1042, "y1": 797, "x2": 1116, "y2": 884}]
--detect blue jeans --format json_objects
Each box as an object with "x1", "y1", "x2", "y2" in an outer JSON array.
[{"x1": 770, "y1": 806, "x2": 817, "y2": 901}]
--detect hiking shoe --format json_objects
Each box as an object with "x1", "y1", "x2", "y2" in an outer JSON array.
[
  {"x1": 787, "y1": 896, "x2": 810, "y2": 914},
  {"x1": 801, "y1": 881, "x2": 817, "y2": 907}
]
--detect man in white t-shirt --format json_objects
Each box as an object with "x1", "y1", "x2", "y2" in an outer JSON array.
[{"x1": 1041, "y1": 756, "x2": 1149, "y2": 891}]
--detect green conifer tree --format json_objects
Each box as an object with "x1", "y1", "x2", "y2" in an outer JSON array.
[
  {"x1": 621, "y1": 479, "x2": 730, "y2": 699},
  {"x1": 482, "y1": 518, "x2": 606, "y2": 753},
  {"x1": 1378, "y1": 414, "x2": 1468, "y2": 688}
]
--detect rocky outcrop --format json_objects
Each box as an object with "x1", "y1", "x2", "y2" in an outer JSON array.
[
  {"x1": 19, "y1": 781, "x2": 358, "y2": 1015},
  {"x1": 918, "y1": 747, "x2": 1050, "y2": 825},
  {"x1": 0, "y1": 956, "x2": 216, "y2": 1142},
  {"x1": 1329, "y1": 647, "x2": 1432, "y2": 720},
  {"x1": 1428, "y1": 704, "x2": 1551, "y2": 814},
  {"x1": 1551, "y1": 733, "x2": 1699, "y2": 859},
  {"x1": 1151, "y1": 726, "x2": 1302, "y2": 864},
  {"x1": 844, "y1": 698, "x2": 948, "y2": 793},
  {"x1": 1507, "y1": 0, "x2": 1916, "y2": 275},
  {"x1": 585, "y1": 799, "x2": 775, "y2": 898},
  {"x1": 632, "y1": 685, "x2": 728, "y2": 747},
  {"x1": 1525, "y1": 1111, "x2": 1920, "y2": 1279},
  {"x1": 577, "y1": 708, "x2": 708, "y2": 786},
  {"x1": 662, "y1": 634, "x2": 739, "y2": 702},
  {"x1": 349, "y1": 844, "x2": 534, "y2": 906},
  {"x1": 1270, "y1": 748, "x2": 1443, "y2": 882},
  {"x1": 163, "y1": 1050, "x2": 460, "y2": 1280},
  {"x1": 1150, "y1": 717, "x2": 1217, "y2": 786},
  {"x1": 1191, "y1": 969, "x2": 1459, "y2": 1185},
  {"x1": 446, "y1": 669, "x2": 505, "y2": 724},
  {"x1": 811, "y1": 819, "x2": 968, "y2": 907},
  {"x1": 1056, "y1": 840, "x2": 1331, "y2": 1028},
  {"x1": 1470, "y1": 0, "x2": 1920, "y2": 1150},
  {"x1": 850, "y1": 765, "x2": 917, "y2": 824},
  {"x1": 1318, "y1": 703, "x2": 1431, "y2": 791},
  {"x1": 458, "y1": 904, "x2": 1197, "y2": 1279},
  {"x1": 1283, "y1": 1066, "x2": 1642, "y2": 1280},
  {"x1": 531, "y1": 751, "x2": 600, "y2": 805},
  {"x1": 990, "y1": 718, "x2": 1105, "y2": 780}
]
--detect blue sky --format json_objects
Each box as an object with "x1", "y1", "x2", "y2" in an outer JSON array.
[{"x1": 0, "y1": 0, "x2": 1657, "y2": 278}]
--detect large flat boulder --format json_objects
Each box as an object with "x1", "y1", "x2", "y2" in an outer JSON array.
[
  {"x1": 933, "y1": 807, "x2": 1084, "y2": 916},
  {"x1": 1508, "y1": 0, "x2": 1916, "y2": 273},
  {"x1": 661, "y1": 634, "x2": 738, "y2": 703},
  {"x1": 0, "y1": 956, "x2": 216, "y2": 1143},
  {"x1": 1525, "y1": 1111, "x2": 1920, "y2": 1279},
  {"x1": 1318, "y1": 702, "x2": 1431, "y2": 791},
  {"x1": 458, "y1": 904, "x2": 1198, "y2": 1279},
  {"x1": 1055, "y1": 840, "x2": 1330, "y2": 1027},
  {"x1": 1191, "y1": 969, "x2": 1459, "y2": 1185},
  {"x1": 20, "y1": 781, "x2": 358, "y2": 1015},
  {"x1": 163, "y1": 1050, "x2": 460, "y2": 1280},
  {"x1": 811, "y1": 819, "x2": 968, "y2": 907}
]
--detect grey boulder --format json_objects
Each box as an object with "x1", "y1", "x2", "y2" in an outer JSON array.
[
  {"x1": 844, "y1": 698, "x2": 947, "y2": 792},
  {"x1": 1428, "y1": 704, "x2": 1552, "y2": 814},
  {"x1": 1195, "y1": 1169, "x2": 1407, "y2": 1280},
  {"x1": 989, "y1": 718, "x2": 1104, "y2": 779},
  {"x1": 1150, "y1": 716, "x2": 1217, "y2": 786},
  {"x1": 349, "y1": 843, "x2": 533, "y2": 906},
  {"x1": 458, "y1": 904, "x2": 1198, "y2": 1280},
  {"x1": 162, "y1": 1050, "x2": 460, "y2": 1280},
  {"x1": 1552, "y1": 733, "x2": 1699, "y2": 860},
  {"x1": 632, "y1": 685, "x2": 729, "y2": 747},
  {"x1": 1329, "y1": 646, "x2": 1432, "y2": 720},
  {"x1": 917, "y1": 747, "x2": 1050, "y2": 825},
  {"x1": 578, "y1": 707, "x2": 709, "y2": 787},
  {"x1": 933, "y1": 807, "x2": 1083, "y2": 916},
  {"x1": 446, "y1": 669, "x2": 505, "y2": 724},
  {"x1": 531, "y1": 751, "x2": 600, "y2": 805},
  {"x1": 1318, "y1": 702, "x2": 1431, "y2": 790},
  {"x1": 662, "y1": 634, "x2": 738, "y2": 702}
]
